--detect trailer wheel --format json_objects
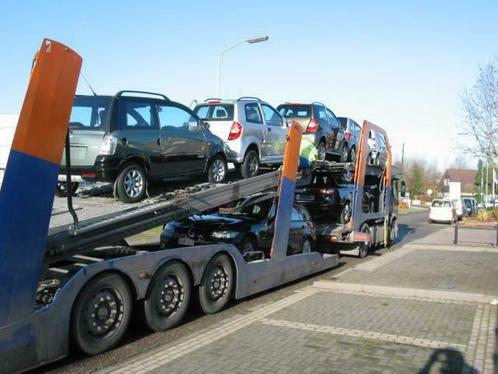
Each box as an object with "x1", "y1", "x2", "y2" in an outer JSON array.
[
  {"x1": 71, "y1": 273, "x2": 132, "y2": 355},
  {"x1": 144, "y1": 262, "x2": 191, "y2": 332},
  {"x1": 199, "y1": 254, "x2": 234, "y2": 314},
  {"x1": 358, "y1": 224, "x2": 370, "y2": 258}
]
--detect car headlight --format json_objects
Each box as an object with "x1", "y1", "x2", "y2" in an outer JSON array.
[
  {"x1": 161, "y1": 222, "x2": 177, "y2": 238},
  {"x1": 211, "y1": 230, "x2": 239, "y2": 240}
]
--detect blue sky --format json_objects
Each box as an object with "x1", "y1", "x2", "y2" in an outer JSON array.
[{"x1": 1, "y1": 0, "x2": 498, "y2": 169}]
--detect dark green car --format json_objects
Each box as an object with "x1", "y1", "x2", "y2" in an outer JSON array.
[{"x1": 60, "y1": 91, "x2": 228, "y2": 203}]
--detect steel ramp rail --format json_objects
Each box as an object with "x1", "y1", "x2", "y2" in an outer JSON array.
[{"x1": 45, "y1": 170, "x2": 280, "y2": 263}]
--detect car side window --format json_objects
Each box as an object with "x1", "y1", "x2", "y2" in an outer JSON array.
[
  {"x1": 122, "y1": 101, "x2": 156, "y2": 129},
  {"x1": 326, "y1": 108, "x2": 340, "y2": 128},
  {"x1": 261, "y1": 104, "x2": 283, "y2": 127},
  {"x1": 245, "y1": 103, "x2": 263, "y2": 124},
  {"x1": 158, "y1": 105, "x2": 198, "y2": 132}
]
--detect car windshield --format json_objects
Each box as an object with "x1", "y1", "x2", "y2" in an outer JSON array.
[
  {"x1": 69, "y1": 96, "x2": 111, "y2": 130},
  {"x1": 194, "y1": 104, "x2": 234, "y2": 121},
  {"x1": 432, "y1": 200, "x2": 451, "y2": 208},
  {"x1": 278, "y1": 104, "x2": 311, "y2": 118}
]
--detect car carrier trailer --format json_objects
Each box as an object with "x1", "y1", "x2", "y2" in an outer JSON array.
[{"x1": 0, "y1": 39, "x2": 396, "y2": 373}]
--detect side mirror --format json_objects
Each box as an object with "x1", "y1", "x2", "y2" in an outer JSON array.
[
  {"x1": 400, "y1": 181, "x2": 407, "y2": 198},
  {"x1": 200, "y1": 121, "x2": 210, "y2": 130}
]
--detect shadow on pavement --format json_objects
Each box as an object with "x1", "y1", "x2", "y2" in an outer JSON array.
[{"x1": 418, "y1": 349, "x2": 476, "y2": 373}]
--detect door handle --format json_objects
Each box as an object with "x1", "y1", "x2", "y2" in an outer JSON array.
[
  {"x1": 267, "y1": 127, "x2": 272, "y2": 132},
  {"x1": 121, "y1": 137, "x2": 128, "y2": 146}
]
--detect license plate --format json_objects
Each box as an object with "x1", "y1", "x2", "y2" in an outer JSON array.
[{"x1": 178, "y1": 237, "x2": 195, "y2": 246}]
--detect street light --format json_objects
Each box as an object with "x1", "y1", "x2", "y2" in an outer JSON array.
[{"x1": 216, "y1": 35, "x2": 269, "y2": 97}]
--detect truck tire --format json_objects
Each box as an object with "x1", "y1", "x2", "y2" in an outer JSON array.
[
  {"x1": 207, "y1": 155, "x2": 227, "y2": 184},
  {"x1": 198, "y1": 254, "x2": 234, "y2": 314},
  {"x1": 144, "y1": 262, "x2": 191, "y2": 332},
  {"x1": 241, "y1": 150, "x2": 259, "y2": 179},
  {"x1": 71, "y1": 273, "x2": 132, "y2": 355},
  {"x1": 116, "y1": 163, "x2": 146, "y2": 203},
  {"x1": 358, "y1": 224, "x2": 370, "y2": 258},
  {"x1": 386, "y1": 219, "x2": 398, "y2": 247}
]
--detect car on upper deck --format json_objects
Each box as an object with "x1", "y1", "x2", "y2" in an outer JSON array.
[
  {"x1": 60, "y1": 91, "x2": 227, "y2": 203},
  {"x1": 277, "y1": 102, "x2": 347, "y2": 162},
  {"x1": 193, "y1": 97, "x2": 288, "y2": 179}
]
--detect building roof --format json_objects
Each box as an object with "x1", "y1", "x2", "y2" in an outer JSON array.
[{"x1": 442, "y1": 169, "x2": 477, "y2": 191}]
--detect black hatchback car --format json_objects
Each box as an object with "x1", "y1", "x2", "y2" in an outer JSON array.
[
  {"x1": 60, "y1": 91, "x2": 228, "y2": 203},
  {"x1": 160, "y1": 192, "x2": 316, "y2": 258},
  {"x1": 295, "y1": 174, "x2": 376, "y2": 224}
]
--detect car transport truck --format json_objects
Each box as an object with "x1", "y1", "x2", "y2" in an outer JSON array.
[{"x1": 0, "y1": 39, "x2": 398, "y2": 373}]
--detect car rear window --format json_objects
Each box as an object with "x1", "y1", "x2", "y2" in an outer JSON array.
[
  {"x1": 69, "y1": 96, "x2": 111, "y2": 130},
  {"x1": 194, "y1": 104, "x2": 234, "y2": 121},
  {"x1": 278, "y1": 105, "x2": 311, "y2": 118},
  {"x1": 432, "y1": 200, "x2": 451, "y2": 208}
]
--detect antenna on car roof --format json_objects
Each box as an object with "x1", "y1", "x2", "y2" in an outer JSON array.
[{"x1": 81, "y1": 72, "x2": 97, "y2": 96}]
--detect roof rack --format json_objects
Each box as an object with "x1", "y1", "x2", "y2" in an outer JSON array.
[
  {"x1": 116, "y1": 90, "x2": 169, "y2": 101},
  {"x1": 237, "y1": 96, "x2": 262, "y2": 101}
]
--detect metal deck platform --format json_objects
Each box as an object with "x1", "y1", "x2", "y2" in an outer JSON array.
[{"x1": 45, "y1": 171, "x2": 281, "y2": 263}]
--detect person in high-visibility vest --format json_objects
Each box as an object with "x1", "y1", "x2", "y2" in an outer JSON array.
[{"x1": 299, "y1": 137, "x2": 318, "y2": 184}]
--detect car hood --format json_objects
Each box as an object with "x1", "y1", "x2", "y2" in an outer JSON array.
[{"x1": 182, "y1": 214, "x2": 256, "y2": 232}]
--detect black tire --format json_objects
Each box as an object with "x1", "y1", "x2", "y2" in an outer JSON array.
[
  {"x1": 116, "y1": 163, "x2": 146, "y2": 203},
  {"x1": 241, "y1": 149, "x2": 259, "y2": 179},
  {"x1": 71, "y1": 273, "x2": 132, "y2": 355},
  {"x1": 207, "y1": 155, "x2": 227, "y2": 184},
  {"x1": 144, "y1": 262, "x2": 191, "y2": 332},
  {"x1": 340, "y1": 143, "x2": 349, "y2": 163},
  {"x1": 387, "y1": 219, "x2": 398, "y2": 247},
  {"x1": 348, "y1": 147, "x2": 356, "y2": 163},
  {"x1": 358, "y1": 224, "x2": 370, "y2": 258},
  {"x1": 317, "y1": 141, "x2": 327, "y2": 161},
  {"x1": 238, "y1": 237, "x2": 257, "y2": 255},
  {"x1": 198, "y1": 254, "x2": 234, "y2": 314},
  {"x1": 340, "y1": 202, "x2": 352, "y2": 224},
  {"x1": 56, "y1": 181, "x2": 79, "y2": 197}
]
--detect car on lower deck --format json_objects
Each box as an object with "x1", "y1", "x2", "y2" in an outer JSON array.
[
  {"x1": 60, "y1": 91, "x2": 228, "y2": 203},
  {"x1": 277, "y1": 102, "x2": 347, "y2": 162},
  {"x1": 193, "y1": 97, "x2": 288, "y2": 179},
  {"x1": 295, "y1": 174, "x2": 376, "y2": 224},
  {"x1": 160, "y1": 192, "x2": 316, "y2": 258}
]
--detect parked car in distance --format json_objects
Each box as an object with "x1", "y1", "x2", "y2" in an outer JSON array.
[
  {"x1": 60, "y1": 91, "x2": 228, "y2": 203},
  {"x1": 295, "y1": 174, "x2": 376, "y2": 224},
  {"x1": 160, "y1": 192, "x2": 316, "y2": 258},
  {"x1": 428, "y1": 199, "x2": 456, "y2": 224},
  {"x1": 452, "y1": 198, "x2": 464, "y2": 220},
  {"x1": 277, "y1": 102, "x2": 347, "y2": 162},
  {"x1": 338, "y1": 117, "x2": 361, "y2": 162},
  {"x1": 367, "y1": 130, "x2": 388, "y2": 167},
  {"x1": 193, "y1": 97, "x2": 288, "y2": 179},
  {"x1": 462, "y1": 197, "x2": 477, "y2": 216}
]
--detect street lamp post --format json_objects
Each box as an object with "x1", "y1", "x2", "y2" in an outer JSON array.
[{"x1": 216, "y1": 35, "x2": 269, "y2": 97}]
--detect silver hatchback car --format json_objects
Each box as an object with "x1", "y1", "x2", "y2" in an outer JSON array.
[{"x1": 194, "y1": 97, "x2": 288, "y2": 178}]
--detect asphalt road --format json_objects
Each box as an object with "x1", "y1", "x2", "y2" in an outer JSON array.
[{"x1": 40, "y1": 210, "x2": 440, "y2": 374}]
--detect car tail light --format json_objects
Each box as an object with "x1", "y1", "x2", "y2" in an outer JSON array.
[
  {"x1": 228, "y1": 121, "x2": 243, "y2": 140},
  {"x1": 345, "y1": 131, "x2": 352, "y2": 142},
  {"x1": 306, "y1": 118, "x2": 319, "y2": 133},
  {"x1": 320, "y1": 188, "x2": 335, "y2": 195},
  {"x1": 99, "y1": 135, "x2": 118, "y2": 155},
  {"x1": 82, "y1": 171, "x2": 96, "y2": 178}
]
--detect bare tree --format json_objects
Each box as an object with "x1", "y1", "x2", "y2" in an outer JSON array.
[{"x1": 460, "y1": 60, "x2": 498, "y2": 163}]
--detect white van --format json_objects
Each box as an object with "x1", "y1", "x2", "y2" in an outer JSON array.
[{"x1": 428, "y1": 199, "x2": 456, "y2": 224}]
